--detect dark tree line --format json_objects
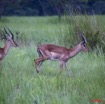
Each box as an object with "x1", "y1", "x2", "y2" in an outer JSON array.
[{"x1": 0, "y1": 0, "x2": 105, "y2": 16}]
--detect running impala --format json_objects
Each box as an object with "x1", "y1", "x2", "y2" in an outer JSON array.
[
  {"x1": 0, "y1": 27, "x2": 18, "y2": 64},
  {"x1": 34, "y1": 32, "x2": 88, "y2": 76}
]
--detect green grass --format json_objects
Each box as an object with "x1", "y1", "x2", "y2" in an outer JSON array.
[{"x1": 0, "y1": 16, "x2": 105, "y2": 104}]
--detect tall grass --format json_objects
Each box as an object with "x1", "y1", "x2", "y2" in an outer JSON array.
[
  {"x1": 1, "y1": 15, "x2": 105, "y2": 50},
  {"x1": 0, "y1": 16, "x2": 105, "y2": 104}
]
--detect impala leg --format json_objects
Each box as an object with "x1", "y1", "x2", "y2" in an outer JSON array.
[
  {"x1": 34, "y1": 56, "x2": 48, "y2": 73},
  {"x1": 34, "y1": 57, "x2": 41, "y2": 66},
  {"x1": 65, "y1": 63, "x2": 70, "y2": 77},
  {"x1": 59, "y1": 61, "x2": 65, "y2": 75},
  {"x1": 37, "y1": 59, "x2": 45, "y2": 71},
  {"x1": 34, "y1": 57, "x2": 43, "y2": 73}
]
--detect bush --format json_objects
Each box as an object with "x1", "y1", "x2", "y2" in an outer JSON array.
[{"x1": 60, "y1": 15, "x2": 105, "y2": 52}]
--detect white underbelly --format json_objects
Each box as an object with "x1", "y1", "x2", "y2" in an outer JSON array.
[
  {"x1": 50, "y1": 57, "x2": 59, "y2": 61},
  {"x1": 50, "y1": 52, "x2": 60, "y2": 61}
]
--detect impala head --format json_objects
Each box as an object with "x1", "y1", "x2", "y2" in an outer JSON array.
[
  {"x1": 79, "y1": 32, "x2": 88, "y2": 52},
  {"x1": 2, "y1": 27, "x2": 18, "y2": 47}
]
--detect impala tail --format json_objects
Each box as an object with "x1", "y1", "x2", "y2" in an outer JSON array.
[{"x1": 37, "y1": 47, "x2": 42, "y2": 57}]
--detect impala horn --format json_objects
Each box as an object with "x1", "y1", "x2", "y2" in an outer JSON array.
[
  {"x1": 80, "y1": 32, "x2": 87, "y2": 45},
  {"x1": 6, "y1": 27, "x2": 14, "y2": 39},
  {"x1": 4, "y1": 27, "x2": 14, "y2": 39}
]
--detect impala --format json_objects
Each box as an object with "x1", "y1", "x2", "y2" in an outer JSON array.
[
  {"x1": 34, "y1": 33, "x2": 88, "y2": 76},
  {"x1": 0, "y1": 27, "x2": 18, "y2": 63}
]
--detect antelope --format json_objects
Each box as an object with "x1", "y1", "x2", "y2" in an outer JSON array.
[
  {"x1": 0, "y1": 27, "x2": 18, "y2": 64},
  {"x1": 34, "y1": 33, "x2": 88, "y2": 76}
]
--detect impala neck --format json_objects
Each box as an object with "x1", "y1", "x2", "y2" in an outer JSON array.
[
  {"x1": 3, "y1": 41, "x2": 11, "y2": 55},
  {"x1": 69, "y1": 44, "x2": 82, "y2": 58}
]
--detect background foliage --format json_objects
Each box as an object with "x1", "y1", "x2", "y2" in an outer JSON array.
[
  {"x1": 1, "y1": 0, "x2": 105, "y2": 16},
  {"x1": 0, "y1": 16, "x2": 105, "y2": 104}
]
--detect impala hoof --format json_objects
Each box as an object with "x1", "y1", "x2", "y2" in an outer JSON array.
[{"x1": 36, "y1": 69, "x2": 39, "y2": 73}]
